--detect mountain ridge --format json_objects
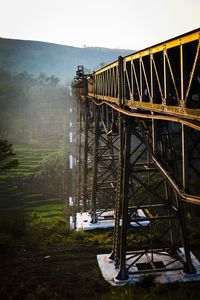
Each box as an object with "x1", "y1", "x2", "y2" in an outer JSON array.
[{"x1": 0, "y1": 37, "x2": 135, "y2": 83}]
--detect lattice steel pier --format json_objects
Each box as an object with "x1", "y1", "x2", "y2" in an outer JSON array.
[{"x1": 72, "y1": 29, "x2": 200, "y2": 282}]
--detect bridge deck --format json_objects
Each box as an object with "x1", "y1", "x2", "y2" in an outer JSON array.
[{"x1": 87, "y1": 28, "x2": 200, "y2": 121}]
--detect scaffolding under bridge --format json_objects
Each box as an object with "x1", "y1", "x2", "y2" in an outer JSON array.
[{"x1": 71, "y1": 28, "x2": 200, "y2": 283}]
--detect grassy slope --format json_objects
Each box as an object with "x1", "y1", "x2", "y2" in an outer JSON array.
[
  {"x1": 1, "y1": 146, "x2": 200, "y2": 299},
  {"x1": 1, "y1": 229, "x2": 200, "y2": 300},
  {"x1": 0, "y1": 145, "x2": 64, "y2": 219}
]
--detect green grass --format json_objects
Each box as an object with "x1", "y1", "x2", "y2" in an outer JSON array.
[
  {"x1": 0, "y1": 181, "x2": 64, "y2": 219},
  {"x1": 1, "y1": 214, "x2": 200, "y2": 300},
  {"x1": 0, "y1": 145, "x2": 58, "y2": 177},
  {"x1": 1, "y1": 144, "x2": 200, "y2": 300},
  {"x1": 0, "y1": 145, "x2": 63, "y2": 221}
]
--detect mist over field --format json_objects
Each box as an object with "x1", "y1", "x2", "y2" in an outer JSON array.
[
  {"x1": 0, "y1": 71, "x2": 69, "y2": 147},
  {"x1": 1, "y1": 35, "x2": 200, "y2": 300},
  {"x1": 0, "y1": 37, "x2": 133, "y2": 203},
  {"x1": 0, "y1": 37, "x2": 134, "y2": 147}
]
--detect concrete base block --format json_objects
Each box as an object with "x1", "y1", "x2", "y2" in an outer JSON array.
[{"x1": 97, "y1": 248, "x2": 200, "y2": 286}]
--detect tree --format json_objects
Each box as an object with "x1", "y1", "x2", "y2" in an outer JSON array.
[{"x1": 0, "y1": 139, "x2": 18, "y2": 170}]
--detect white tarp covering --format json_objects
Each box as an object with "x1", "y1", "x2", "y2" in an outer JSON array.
[{"x1": 70, "y1": 209, "x2": 149, "y2": 231}]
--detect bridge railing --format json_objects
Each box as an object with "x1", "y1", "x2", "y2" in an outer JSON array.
[
  {"x1": 89, "y1": 61, "x2": 119, "y2": 102},
  {"x1": 88, "y1": 28, "x2": 200, "y2": 120}
]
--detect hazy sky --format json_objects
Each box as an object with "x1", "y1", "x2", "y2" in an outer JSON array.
[{"x1": 1, "y1": 0, "x2": 199, "y2": 50}]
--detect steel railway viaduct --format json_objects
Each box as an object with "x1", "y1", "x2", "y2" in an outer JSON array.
[{"x1": 71, "y1": 28, "x2": 200, "y2": 282}]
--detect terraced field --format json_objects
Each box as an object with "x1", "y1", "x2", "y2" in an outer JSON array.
[{"x1": 0, "y1": 145, "x2": 65, "y2": 220}]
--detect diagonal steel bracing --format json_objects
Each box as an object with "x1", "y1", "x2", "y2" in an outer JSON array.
[
  {"x1": 111, "y1": 117, "x2": 197, "y2": 280},
  {"x1": 77, "y1": 97, "x2": 120, "y2": 219},
  {"x1": 90, "y1": 103, "x2": 119, "y2": 222},
  {"x1": 72, "y1": 28, "x2": 200, "y2": 282}
]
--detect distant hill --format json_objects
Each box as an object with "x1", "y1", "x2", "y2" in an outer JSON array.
[{"x1": 0, "y1": 38, "x2": 134, "y2": 83}]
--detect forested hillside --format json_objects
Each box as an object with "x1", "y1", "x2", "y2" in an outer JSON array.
[
  {"x1": 0, "y1": 69, "x2": 69, "y2": 147},
  {"x1": 0, "y1": 37, "x2": 133, "y2": 145},
  {"x1": 0, "y1": 37, "x2": 133, "y2": 83}
]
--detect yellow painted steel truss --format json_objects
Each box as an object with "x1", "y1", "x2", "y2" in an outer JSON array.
[{"x1": 88, "y1": 28, "x2": 200, "y2": 121}]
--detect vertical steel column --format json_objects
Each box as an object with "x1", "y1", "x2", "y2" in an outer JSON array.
[
  {"x1": 118, "y1": 56, "x2": 124, "y2": 106},
  {"x1": 110, "y1": 112, "x2": 123, "y2": 265},
  {"x1": 152, "y1": 118, "x2": 156, "y2": 155},
  {"x1": 83, "y1": 101, "x2": 89, "y2": 211},
  {"x1": 77, "y1": 99, "x2": 83, "y2": 211},
  {"x1": 182, "y1": 125, "x2": 189, "y2": 192},
  {"x1": 110, "y1": 57, "x2": 125, "y2": 264},
  {"x1": 116, "y1": 120, "x2": 131, "y2": 281},
  {"x1": 110, "y1": 56, "x2": 125, "y2": 264},
  {"x1": 177, "y1": 197, "x2": 196, "y2": 273},
  {"x1": 179, "y1": 124, "x2": 196, "y2": 273},
  {"x1": 91, "y1": 104, "x2": 99, "y2": 223}
]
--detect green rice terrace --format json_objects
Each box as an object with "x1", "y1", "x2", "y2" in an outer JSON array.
[
  {"x1": 0, "y1": 145, "x2": 64, "y2": 219},
  {"x1": 1, "y1": 145, "x2": 200, "y2": 300}
]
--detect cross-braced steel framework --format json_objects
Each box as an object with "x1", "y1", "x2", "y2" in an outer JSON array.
[
  {"x1": 77, "y1": 100, "x2": 120, "y2": 220},
  {"x1": 72, "y1": 29, "x2": 200, "y2": 280},
  {"x1": 109, "y1": 116, "x2": 198, "y2": 280},
  {"x1": 90, "y1": 103, "x2": 119, "y2": 222}
]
